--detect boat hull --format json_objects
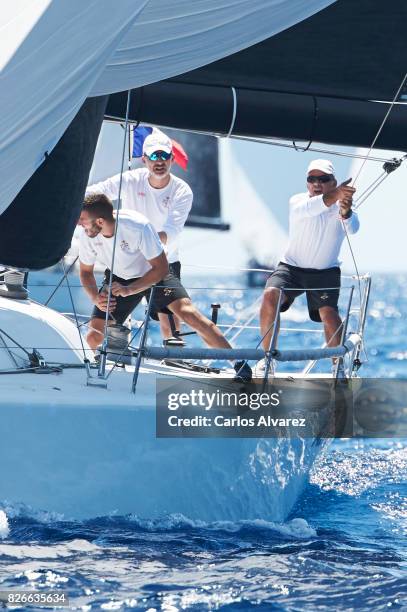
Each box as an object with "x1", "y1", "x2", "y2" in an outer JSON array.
[{"x1": 0, "y1": 369, "x2": 325, "y2": 521}]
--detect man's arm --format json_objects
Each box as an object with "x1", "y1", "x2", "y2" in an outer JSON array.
[
  {"x1": 339, "y1": 199, "x2": 360, "y2": 234},
  {"x1": 86, "y1": 173, "x2": 124, "y2": 201},
  {"x1": 161, "y1": 188, "x2": 193, "y2": 245},
  {"x1": 79, "y1": 262, "x2": 116, "y2": 312},
  {"x1": 158, "y1": 231, "x2": 168, "y2": 244},
  {"x1": 291, "y1": 179, "x2": 357, "y2": 219},
  {"x1": 290, "y1": 193, "x2": 328, "y2": 217},
  {"x1": 111, "y1": 251, "x2": 169, "y2": 297}
]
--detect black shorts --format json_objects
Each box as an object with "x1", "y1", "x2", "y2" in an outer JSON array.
[
  {"x1": 265, "y1": 262, "x2": 341, "y2": 322},
  {"x1": 169, "y1": 261, "x2": 181, "y2": 279},
  {"x1": 92, "y1": 266, "x2": 189, "y2": 324}
]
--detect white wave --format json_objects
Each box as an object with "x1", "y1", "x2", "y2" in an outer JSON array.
[
  {"x1": 0, "y1": 501, "x2": 64, "y2": 523},
  {"x1": 0, "y1": 510, "x2": 9, "y2": 539},
  {"x1": 128, "y1": 513, "x2": 316, "y2": 539}
]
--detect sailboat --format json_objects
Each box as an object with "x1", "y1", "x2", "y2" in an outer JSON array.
[{"x1": 0, "y1": 0, "x2": 405, "y2": 520}]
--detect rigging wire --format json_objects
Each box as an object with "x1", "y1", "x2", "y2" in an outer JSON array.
[
  {"x1": 353, "y1": 171, "x2": 388, "y2": 208},
  {"x1": 44, "y1": 256, "x2": 78, "y2": 306},
  {"x1": 116, "y1": 118, "x2": 395, "y2": 164},
  {"x1": 352, "y1": 72, "x2": 407, "y2": 186},
  {"x1": 61, "y1": 260, "x2": 88, "y2": 364},
  {"x1": 339, "y1": 71, "x2": 407, "y2": 346},
  {"x1": 99, "y1": 89, "x2": 132, "y2": 378},
  {"x1": 232, "y1": 135, "x2": 398, "y2": 163},
  {"x1": 354, "y1": 155, "x2": 407, "y2": 210},
  {"x1": 105, "y1": 322, "x2": 144, "y2": 380}
]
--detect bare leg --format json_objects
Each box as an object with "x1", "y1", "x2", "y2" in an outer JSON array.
[
  {"x1": 319, "y1": 306, "x2": 343, "y2": 368},
  {"x1": 319, "y1": 306, "x2": 343, "y2": 347},
  {"x1": 168, "y1": 298, "x2": 231, "y2": 349},
  {"x1": 158, "y1": 312, "x2": 182, "y2": 340},
  {"x1": 86, "y1": 317, "x2": 106, "y2": 351},
  {"x1": 260, "y1": 288, "x2": 285, "y2": 351}
]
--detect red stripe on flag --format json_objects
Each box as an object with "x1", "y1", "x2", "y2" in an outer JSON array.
[{"x1": 171, "y1": 139, "x2": 188, "y2": 170}]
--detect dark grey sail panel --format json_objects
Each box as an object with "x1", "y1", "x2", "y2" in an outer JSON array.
[
  {"x1": 162, "y1": 129, "x2": 226, "y2": 229},
  {"x1": 172, "y1": 0, "x2": 407, "y2": 103},
  {"x1": 0, "y1": 97, "x2": 108, "y2": 269},
  {"x1": 107, "y1": 85, "x2": 407, "y2": 152},
  {"x1": 106, "y1": 0, "x2": 407, "y2": 151}
]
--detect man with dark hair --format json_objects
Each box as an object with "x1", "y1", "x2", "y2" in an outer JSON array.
[
  {"x1": 260, "y1": 159, "x2": 359, "y2": 375},
  {"x1": 86, "y1": 130, "x2": 192, "y2": 342},
  {"x1": 78, "y1": 194, "x2": 252, "y2": 381}
]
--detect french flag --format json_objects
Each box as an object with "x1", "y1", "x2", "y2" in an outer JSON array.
[{"x1": 132, "y1": 126, "x2": 189, "y2": 170}]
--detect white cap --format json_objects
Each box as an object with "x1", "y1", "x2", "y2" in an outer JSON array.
[
  {"x1": 143, "y1": 132, "x2": 172, "y2": 156},
  {"x1": 307, "y1": 159, "x2": 335, "y2": 175}
]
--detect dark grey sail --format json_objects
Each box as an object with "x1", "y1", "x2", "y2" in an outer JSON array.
[
  {"x1": 106, "y1": 0, "x2": 407, "y2": 151},
  {"x1": 0, "y1": 97, "x2": 108, "y2": 269},
  {"x1": 160, "y1": 129, "x2": 228, "y2": 230}
]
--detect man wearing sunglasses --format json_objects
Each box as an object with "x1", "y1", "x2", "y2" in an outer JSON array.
[
  {"x1": 259, "y1": 159, "x2": 359, "y2": 376},
  {"x1": 86, "y1": 131, "x2": 193, "y2": 344}
]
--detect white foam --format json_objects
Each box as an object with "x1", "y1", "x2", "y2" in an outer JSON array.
[
  {"x1": 0, "y1": 510, "x2": 9, "y2": 539},
  {"x1": 0, "y1": 501, "x2": 64, "y2": 523},
  {"x1": 129, "y1": 513, "x2": 316, "y2": 539},
  {"x1": 0, "y1": 539, "x2": 98, "y2": 559}
]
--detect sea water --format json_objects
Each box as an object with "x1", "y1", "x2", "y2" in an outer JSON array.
[{"x1": 0, "y1": 272, "x2": 405, "y2": 611}]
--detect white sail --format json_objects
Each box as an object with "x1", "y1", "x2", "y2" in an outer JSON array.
[{"x1": 0, "y1": 0, "x2": 335, "y2": 216}]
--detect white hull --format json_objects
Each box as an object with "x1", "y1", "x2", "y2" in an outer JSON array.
[
  {"x1": 0, "y1": 365, "x2": 326, "y2": 521},
  {"x1": 0, "y1": 295, "x2": 328, "y2": 521}
]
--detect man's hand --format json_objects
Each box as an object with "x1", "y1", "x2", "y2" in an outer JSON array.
[
  {"x1": 323, "y1": 178, "x2": 356, "y2": 207},
  {"x1": 95, "y1": 290, "x2": 117, "y2": 311},
  {"x1": 336, "y1": 178, "x2": 356, "y2": 203},
  {"x1": 111, "y1": 281, "x2": 131, "y2": 298}
]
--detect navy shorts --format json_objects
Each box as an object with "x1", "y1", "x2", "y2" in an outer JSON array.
[
  {"x1": 265, "y1": 262, "x2": 341, "y2": 322},
  {"x1": 92, "y1": 264, "x2": 189, "y2": 324}
]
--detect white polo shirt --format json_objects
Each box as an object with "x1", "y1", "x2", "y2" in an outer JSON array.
[
  {"x1": 86, "y1": 168, "x2": 192, "y2": 263},
  {"x1": 79, "y1": 210, "x2": 163, "y2": 279},
  {"x1": 282, "y1": 193, "x2": 360, "y2": 269}
]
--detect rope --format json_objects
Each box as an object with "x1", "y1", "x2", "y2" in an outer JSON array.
[
  {"x1": 340, "y1": 220, "x2": 363, "y2": 306},
  {"x1": 292, "y1": 96, "x2": 318, "y2": 152},
  {"x1": 224, "y1": 87, "x2": 237, "y2": 138}
]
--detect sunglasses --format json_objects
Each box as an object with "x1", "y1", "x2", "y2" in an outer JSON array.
[
  {"x1": 146, "y1": 150, "x2": 172, "y2": 161},
  {"x1": 307, "y1": 175, "x2": 333, "y2": 184}
]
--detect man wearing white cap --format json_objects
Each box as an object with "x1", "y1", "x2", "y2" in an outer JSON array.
[
  {"x1": 260, "y1": 159, "x2": 359, "y2": 374},
  {"x1": 86, "y1": 130, "x2": 193, "y2": 342}
]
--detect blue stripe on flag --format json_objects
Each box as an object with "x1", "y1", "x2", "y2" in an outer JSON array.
[{"x1": 132, "y1": 126, "x2": 153, "y2": 157}]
